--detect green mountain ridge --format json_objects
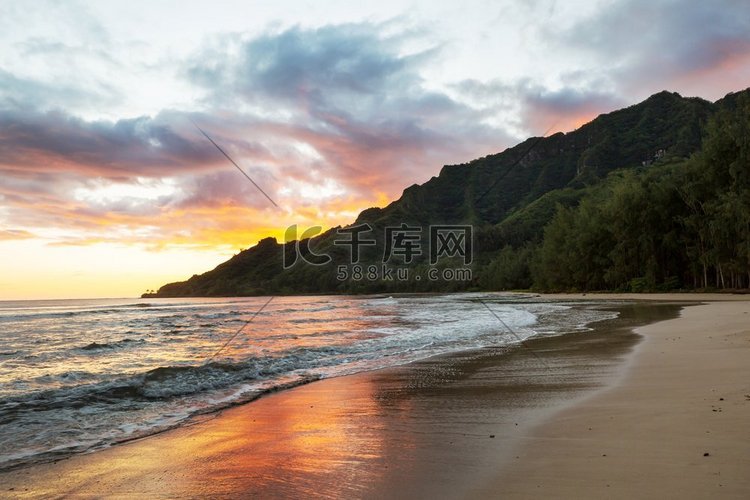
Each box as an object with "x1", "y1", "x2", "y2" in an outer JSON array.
[{"x1": 146, "y1": 88, "x2": 750, "y2": 297}]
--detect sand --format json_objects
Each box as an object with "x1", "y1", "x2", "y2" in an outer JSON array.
[
  {"x1": 483, "y1": 297, "x2": 750, "y2": 499},
  {"x1": 1, "y1": 295, "x2": 748, "y2": 498}
]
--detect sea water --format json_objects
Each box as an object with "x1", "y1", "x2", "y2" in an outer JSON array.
[{"x1": 0, "y1": 293, "x2": 616, "y2": 469}]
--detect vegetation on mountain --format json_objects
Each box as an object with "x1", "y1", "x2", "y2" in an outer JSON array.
[{"x1": 146, "y1": 88, "x2": 750, "y2": 297}]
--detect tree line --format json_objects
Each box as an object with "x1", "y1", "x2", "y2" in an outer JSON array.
[{"x1": 480, "y1": 93, "x2": 750, "y2": 292}]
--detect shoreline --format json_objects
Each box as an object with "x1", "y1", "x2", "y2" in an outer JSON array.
[
  {"x1": 483, "y1": 297, "x2": 750, "y2": 498},
  {"x1": 2, "y1": 295, "x2": 744, "y2": 497},
  {"x1": 0, "y1": 297, "x2": 678, "y2": 497},
  {"x1": 0, "y1": 293, "x2": 614, "y2": 473}
]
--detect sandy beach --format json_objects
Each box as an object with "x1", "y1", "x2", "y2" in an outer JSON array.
[
  {"x1": 1, "y1": 295, "x2": 748, "y2": 498},
  {"x1": 483, "y1": 295, "x2": 750, "y2": 499}
]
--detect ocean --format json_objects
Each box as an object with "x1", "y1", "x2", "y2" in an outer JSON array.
[{"x1": 0, "y1": 293, "x2": 616, "y2": 470}]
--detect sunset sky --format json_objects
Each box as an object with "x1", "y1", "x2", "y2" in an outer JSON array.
[{"x1": 1, "y1": 0, "x2": 749, "y2": 299}]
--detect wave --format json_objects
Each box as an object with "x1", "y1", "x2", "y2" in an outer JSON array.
[
  {"x1": 0, "y1": 333, "x2": 471, "y2": 424},
  {"x1": 363, "y1": 296, "x2": 399, "y2": 306},
  {"x1": 0, "y1": 347, "x2": 346, "y2": 418},
  {"x1": 0, "y1": 373, "x2": 323, "y2": 472},
  {"x1": 0, "y1": 295, "x2": 616, "y2": 473},
  {"x1": 0, "y1": 301, "x2": 346, "y2": 324},
  {"x1": 79, "y1": 338, "x2": 146, "y2": 351},
  {"x1": 274, "y1": 303, "x2": 341, "y2": 314},
  {"x1": 0, "y1": 302, "x2": 203, "y2": 323},
  {"x1": 0, "y1": 308, "x2": 127, "y2": 322}
]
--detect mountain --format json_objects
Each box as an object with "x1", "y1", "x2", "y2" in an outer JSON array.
[{"x1": 146, "y1": 88, "x2": 750, "y2": 297}]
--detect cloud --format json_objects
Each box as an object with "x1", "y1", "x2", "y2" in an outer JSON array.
[
  {"x1": 554, "y1": 0, "x2": 750, "y2": 97},
  {"x1": 517, "y1": 82, "x2": 626, "y2": 132},
  {"x1": 0, "y1": 18, "x2": 664, "y2": 252},
  {"x1": 176, "y1": 169, "x2": 279, "y2": 211},
  {"x1": 185, "y1": 23, "x2": 516, "y2": 196},
  {"x1": 188, "y1": 23, "x2": 423, "y2": 110},
  {"x1": 454, "y1": 78, "x2": 625, "y2": 135},
  {"x1": 0, "y1": 107, "x2": 222, "y2": 177},
  {"x1": 0, "y1": 68, "x2": 120, "y2": 112},
  {"x1": 0, "y1": 229, "x2": 35, "y2": 241}
]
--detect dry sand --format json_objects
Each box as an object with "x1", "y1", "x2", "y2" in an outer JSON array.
[
  {"x1": 0, "y1": 295, "x2": 748, "y2": 498},
  {"x1": 482, "y1": 297, "x2": 750, "y2": 499}
]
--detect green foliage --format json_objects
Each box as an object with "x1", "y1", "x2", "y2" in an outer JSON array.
[
  {"x1": 628, "y1": 277, "x2": 652, "y2": 293},
  {"x1": 478, "y1": 245, "x2": 534, "y2": 290},
  {"x1": 530, "y1": 90, "x2": 750, "y2": 291},
  {"x1": 146, "y1": 88, "x2": 750, "y2": 297}
]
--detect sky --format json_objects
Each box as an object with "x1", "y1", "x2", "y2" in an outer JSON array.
[{"x1": 1, "y1": 0, "x2": 749, "y2": 299}]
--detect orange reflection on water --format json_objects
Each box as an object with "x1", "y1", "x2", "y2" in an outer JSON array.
[
  {"x1": 219, "y1": 297, "x2": 395, "y2": 360},
  {"x1": 135, "y1": 372, "x2": 402, "y2": 498}
]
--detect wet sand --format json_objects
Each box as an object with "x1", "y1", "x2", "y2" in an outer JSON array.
[
  {"x1": 485, "y1": 297, "x2": 750, "y2": 499},
  {"x1": 0, "y1": 297, "x2": 742, "y2": 498}
]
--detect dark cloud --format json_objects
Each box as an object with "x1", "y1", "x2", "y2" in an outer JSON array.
[
  {"x1": 556, "y1": 0, "x2": 750, "y2": 93},
  {"x1": 0, "y1": 107, "x2": 260, "y2": 177},
  {"x1": 455, "y1": 78, "x2": 625, "y2": 134},
  {"x1": 0, "y1": 22, "x2": 508, "y2": 212},
  {"x1": 186, "y1": 23, "x2": 512, "y2": 196},
  {"x1": 517, "y1": 83, "x2": 626, "y2": 132},
  {"x1": 188, "y1": 24, "x2": 423, "y2": 111},
  {"x1": 0, "y1": 106, "x2": 281, "y2": 228},
  {"x1": 176, "y1": 169, "x2": 280, "y2": 211},
  {"x1": 187, "y1": 22, "x2": 484, "y2": 157},
  {"x1": 2, "y1": 20, "x2": 618, "y2": 243}
]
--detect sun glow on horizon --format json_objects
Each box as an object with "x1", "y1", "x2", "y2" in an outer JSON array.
[{"x1": 0, "y1": 188, "x2": 397, "y2": 299}]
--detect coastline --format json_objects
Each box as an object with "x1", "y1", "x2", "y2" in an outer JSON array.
[
  {"x1": 483, "y1": 296, "x2": 750, "y2": 498},
  {"x1": 1, "y1": 295, "x2": 742, "y2": 497}
]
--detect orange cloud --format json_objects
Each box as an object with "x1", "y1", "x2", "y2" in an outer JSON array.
[
  {"x1": 669, "y1": 51, "x2": 750, "y2": 100},
  {"x1": 0, "y1": 229, "x2": 35, "y2": 240}
]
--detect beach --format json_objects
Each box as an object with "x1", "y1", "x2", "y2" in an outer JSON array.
[
  {"x1": 1, "y1": 295, "x2": 748, "y2": 498},
  {"x1": 486, "y1": 295, "x2": 750, "y2": 499}
]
